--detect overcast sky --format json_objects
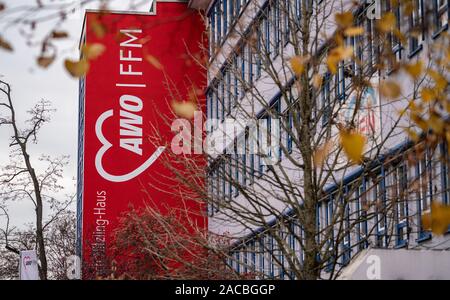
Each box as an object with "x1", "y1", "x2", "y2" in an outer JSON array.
[{"x1": 0, "y1": 0, "x2": 152, "y2": 228}]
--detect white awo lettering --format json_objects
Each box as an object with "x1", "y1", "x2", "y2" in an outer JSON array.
[{"x1": 119, "y1": 95, "x2": 143, "y2": 155}]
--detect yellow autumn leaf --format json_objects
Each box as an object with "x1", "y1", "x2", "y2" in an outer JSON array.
[
  {"x1": 339, "y1": 129, "x2": 366, "y2": 164},
  {"x1": 427, "y1": 69, "x2": 448, "y2": 92},
  {"x1": 83, "y1": 43, "x2": 106, "y2": 60},
  {"x1": 145, "y1": 54, "x2": 163, "y2": 70},
  {"x1": 379, "y1": 80, "x2": 401, "y2": 99},
  {"x1": 290, "y1": 55, "x2": 307, "y2": 76},
  {"x1": 421, "y1": 202, "x2": 450, "y2": 235},
  {"x1": 344, "y1": 26, "x2": 364, "y2": 37},
  {"x1": 403, "y1": 61, "x2": 422, "y2": 80},
  {"x1": 376, "y1": 12, "x2": 396, "y2": 32},
  {"x1": 312, "y1": 74, "x2": 323, "y2": 89},
  {"x1": 37, "y1": 55, "x2": 55, "y2": 68},
  {"x1": 327, "y1": 46, "x2": 353, "y2": 74},
  {"x1": 428, "y1": 114, "x2": 444, "y2": 134},
  {"x1": 64, "y1": 59, "x2": 90, "y2": 78},
  {"x1": 90, "y1": 19, "x2": 106, "y2": 38},
  {"x1": 0, "y1": 35, "x2": 13, "y2": 52},
  {"x1": 313, "y1": 141, "x2": 333, "y2": 168},
  {"x1": 446, "y1": 131, "x2": 450, "y2": 152},
  {"x1": 172, "y1": 101, "x2": 197, "y2": 119},
  {"x1": 420, "y1": 88, "x2": 436, "y2": 102},
  {"x1": 335, "y1": 12, "x2": 353, "y2": 28}
]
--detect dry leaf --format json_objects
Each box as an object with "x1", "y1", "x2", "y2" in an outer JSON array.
[
  {"x1": 327, "y1": 46, "x2": 353, "y2": 74},
  {"x1": 339, "y1": 129, "x2": 366, "y2": 164},
  {"x1": 172, "y1": 101, "x2": 197, "y2": 119},
  {"x1": 344, "y1": 26, "x2": 364, "y2": 36},
  {"x1": 145, "y1": 54, "x2": 163, "y2": 70},
  {"x1": 37, "y1": 55, "x2": 55, "y2": 68},
  {"x1": 290, "y1": 55, "x2": 307, "y2": 76},
  {"x1": 427, "y1": 69, "x2": 448, "y2": 92},
  {"x1": 313, "y1": 141, "x2": 333, "y2": 168},
  {"x1": 403, "y1": 61, "x2": 422, "y2": 80},
  {"x1": 312, "y1": 74, "x2": 323, "y2": 89},
  {"x1": 376, "y1": 12, "x2": 396, "y2": 32},
  {"x1": 335, "y1": 12, "x2": 353, "y2": 28},
  {"x1": 64, "y1": 59, "x2": 90, "y2": 78},
  {"x1": 0, "y1": 36, "x2": 13, "y2": 52},
  {"x1": 420, "y1": 88, "x2": 436, "y2": 102},
  {"x1": 51, "y1": 30, "x2": 69, "y2": 39},
  {"x1": 379, "y1": 80, "x2": 401, "y2": 99},
  {"x1": 421, "y1": 202, "x2": 450, "y2": 235},
  {"x1": 91, "y1": 19, "x2": 106, "y2": 38},
  {"x1": 0, "y1": 3, "x2": 5, "y2": 11},
  {"x1": 83, "y1": 43, "x2": 106, "y2": 60}
]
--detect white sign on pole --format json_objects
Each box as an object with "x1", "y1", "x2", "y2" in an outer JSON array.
[{"x1": 19, "y1": 250, "x2": 39, "y2": 280}]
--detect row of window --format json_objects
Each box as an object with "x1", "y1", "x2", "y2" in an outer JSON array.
[
  {"x1": 224, "y1": 141, "x2": 450, "y2": 278},
  {"x1": 207, "y1": 0, "x2": 449, "y2": 133},
  {"x1": 209, "y1": 0, "x2": 250, "y2": 56}
]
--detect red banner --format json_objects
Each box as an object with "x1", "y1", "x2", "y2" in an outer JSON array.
[{"x1": 80, "y1": 3, "x2": 206, "y2": 277}]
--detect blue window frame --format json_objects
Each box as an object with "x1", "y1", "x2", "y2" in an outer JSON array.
[
  {"x1": 325, "y1": 197, "x2": 335, "y2": 272},
  {"x1": 229, "y1": 0, "x2": 234, "y2": 20},
  {"x1": 233, "y1": 55, "x2": 239, "y2": 105},
  {"x1": 226, "y1": 70, "x2": 231, "y2": 114},
  {"x1": 235, "y1": 0, "x2": 242, "y2": 16},
  {"x1": 269, "y1": 234, "x2": 274, "y2": 278},
  {"x1": 235, "y1": 251, "x2": 240, "y2": 273},
  {"x1": 376, "y1": 167, "x2": 388, "y2": 248},
  {"x1": 342, "y1": 192, "x2": 351, "y2": 265},
  {"x1": 250, "y1": 241, "x2": 256, "y2": 272},
  {"x1": 213, "y1": 89, "x2": 218, "y2": 128},
  {"x1": 388, "y1": 2, "x2": 402, "y2": 69},
  {"x1": 217, "y1": 4, "x2": 222, "y2": 45},
  {"x1": 356, "y1": 179, "x2": 368, "y2": 250},
  {"x1": 257, "y1": 120, "x2": 264, "y2": 174},
  {"x1": 221, "y1": 161, "x2": 226, "y2": 203},
  {"x1": 240, "y1": 50, "x2": 246, "y2": 98},
  {"x1": 259, "y1": 236, "x2": 265, "y2": 277},
  {"x1": 321, "y1": 73, "x2": 332, "y2": 126},
  {"x1": 264, "y1": 12, "x2": 271, "y2": 55},
  {"x1": 241, "y1": 134, "x2": 247, "y2": 186},
  {"x1": 256, "y1": 21, "x2": 262, "y2": 79},
  {"x1": 416, "y1": 150, "x2": 432, "y2": 241},
  {"x1": 220, "y1": 80, "x2": 225, "y2": 122},
  {"x1": 336, "y1": 62, "x2": 346, "y2": 100},
  {"x1": 210, "y1": 9, "x2": 216, "y2": 55},
  {"x1": 394, "y1": 163, "x2": 409, "y2": 247},
  {"x1": 206, "y1": 91, "x2": 211, "y2": 128},
  {"x1": 286, "y1": 108, "x2": 293, "y2": 153},
  {"x1": 273, "y1": 2, "x2": 281, "y2": 56},
  {"x1": 234, "y1": 140, "x2": 240, "y2": 197},
  {"x1": 283, "y1": 0, "x2": 291, "y2": 44},
  {"x1": 223, "y1": 0, "x2": 228, "y2": 36},
  {"x1": 227, "y1": 155, "x2": 232, "y2": 200},
  {"x1": 247, "y1": 44, "x2": 253, "y2": 85},
  {"x1": 294, "y1": 0, "x2": 301, "y2": 23}
]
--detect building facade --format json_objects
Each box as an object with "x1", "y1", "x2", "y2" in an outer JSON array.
[{"x1": 198, "y1": 0, "x2": 450, "y2": 279}]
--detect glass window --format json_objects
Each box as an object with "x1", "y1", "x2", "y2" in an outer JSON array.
[{"x1": 433, "y1": 0, "x2": 449, "y2": 34}]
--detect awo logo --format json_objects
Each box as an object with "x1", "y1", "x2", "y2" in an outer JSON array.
[{"x1": 95, "y1": 95, "x2": 165, "y2": 183}]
